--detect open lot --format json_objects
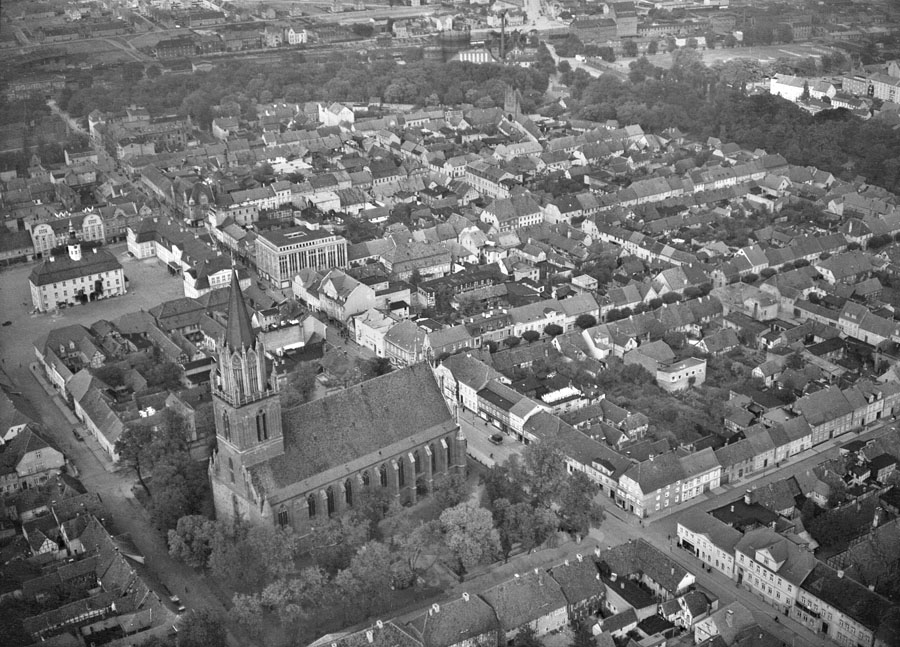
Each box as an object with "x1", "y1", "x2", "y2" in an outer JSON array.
[
  {"x1": 608, "y1": 41, "x2": 844, "y2": 73},
  {"x1": 0, "y1": 243, "x2": 186, "y2": 370}
]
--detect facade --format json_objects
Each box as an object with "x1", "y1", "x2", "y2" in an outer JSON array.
[
  {"x1": 255, "y1": 226, "x2": 348, "y2": 289},
  {"x1": 30, "y1": 212, "x2": 105, "y2": 257},
  {"x1": 0, "y1": 426, "x2": 65, "y2": 495},
  {"x1": 676, "y1": 509, "x2": 741, "y2": 579},
  {"x1": 208, "y1": 273, "x2": 466, "y2": 532},
  {"x1": 734, "y1": 527, "x2": 817, "y2": 615},
  {"x1": 29, "y1": 232, "x2": 126, "y2": 312},
  {"x1": 656, "y1": 357, "x2": 706, "y2": 392}
]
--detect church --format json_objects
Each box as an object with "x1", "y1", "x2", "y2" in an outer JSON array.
[{"x1": 208, "y1": 272, "x2": 467, "y2": 533}]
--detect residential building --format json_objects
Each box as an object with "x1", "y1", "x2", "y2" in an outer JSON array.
[
  {"x1": 0, "y1": 426, "x2": 65, "y2": 494},
  {"x1": 734, "y1": 527, "x2": 817, "y2": 614},
  {"x1": 479, "y1": 570, "x2": 568, "y2": 641},
  {"x1": 676, "y1": 508, "x2": 742, "y2": 579}
]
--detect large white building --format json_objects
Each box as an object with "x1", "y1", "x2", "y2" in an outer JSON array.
[{"x1": 29, "y1": 230, "x2": 126, "y2": 312}]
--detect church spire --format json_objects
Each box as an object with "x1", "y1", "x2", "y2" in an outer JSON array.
[{"x1": 224, "y1": 269, "x2": 256, "y2": 352}]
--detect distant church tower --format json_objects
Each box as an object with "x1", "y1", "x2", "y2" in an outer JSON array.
[
  {"x1": 67, "y1": 224, "x2": 82, "y2": 262},
  {"x1": 504, "y1": 84, "x2": 522, "y2": 119},
  {"x1": 209, "y1": 271, "x2": 284, "y2": 522}
]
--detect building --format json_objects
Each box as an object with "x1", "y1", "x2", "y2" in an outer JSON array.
[
  {"x1": 208, "y1": 273, "x2": 466, "y2": 531},
  {"x1": 0, "y1": 426, "x2": 65, "y2": 495},
  {"x1": 479, "y1": 570, "x2": 568, "y2": 641},
  {"x1": 30, "y1": 212, "x2": 106, "y2": 257},
  {"x1": 255, "y1": 226, "x2": 348, "y2": 289},
  {"x1": 29, "y1": 229, "x2": 126, "y2": 312},
  {"x1": 734, "y1": 527, "x2": 817, "y2": 614},
  {"x1": 793, "y1": 563, "x2": 896, "y2": 647},
  {"x1": 676, "y1": 509, "x2": 742, "y2": 579},
  {"x1": 656, "y1": 357, "x2": 706, "y2": 392},
  {"x1": 406, "y1": 592, "x2": 501, "y2": 647}
]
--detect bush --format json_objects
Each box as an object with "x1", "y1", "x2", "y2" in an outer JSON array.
[{"x1": 522, "y1": 330, "x2": 541, "y2": 343}]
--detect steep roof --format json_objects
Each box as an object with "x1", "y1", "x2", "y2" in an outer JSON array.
[
  {"x1": 479, "y1": 570, "x2": 567, "y2": 631},
  {"x1": 224, "y1": 269, "x2": 256, "y2": 351},
  {"x1": 597, "y1": 539, "x2": 691, "y2": 594},
  {"x1": 548, "y1": 557, "x2": 604, "y2": 606},
  {"x1": 249, "y1": 364, "x2": 455, "y2": 500},
  {"x1": 408, "y1": 594, "x2": 499, "y2": 647},
  {"x1": 800, "y1": 563, "x2": 895, "y2": 632}
]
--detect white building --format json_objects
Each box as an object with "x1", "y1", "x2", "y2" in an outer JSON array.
[
  {"x1": 676, "y1": 509, "x2": 742, "y2": 579},
  {"x1": 29, "y1": 230, "x2": 125, "y2": 312}
]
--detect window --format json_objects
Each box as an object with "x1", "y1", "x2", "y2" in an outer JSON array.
[
  {"x1": 222, "y1": 412, "x2": 231, "y2": 441},
  {"x1": 326, "y1": 487, "x2": 335, "y2": 516},
  {"x1": 362, "y1": 471, "x2": 370, "y2": 487},
  {"x1": 379, "y1": 464, "x2": 388, "y2": 487},
  {"x1": 277, "y1": 507, "x2": 289, "y2": 527},
  {"x1": 344, "y1": 479, "x2": 353, "y2": 506},
  {"x1": 307, "y1": 494, "x2": 316, "y2": 519},
  {"x1": 228, "y1": 457, "x2": 235, "y2": 483},
  {"x1": 256, "y1": 410, "x2": 268, "y2": 442},
  {"x1": 398, "y1": 459, "x2": 405, "y2": 488}
]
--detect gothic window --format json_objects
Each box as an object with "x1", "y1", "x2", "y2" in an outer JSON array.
[
  {"x1": 379, "y1": 464, "x2": 388, "y2": 487},
  {"x1": 362, "y1": 471, "x2": 370, "y2": 487},
  {"x1": 445, "y1": 440, "x2": 452, "y2": 469},
  {"x1": 430, "y1": 444, "x2": 437, "y2": 473},
  {"x1": 256, "y1": 410, "x2": 268, "y2": 442},
  {"x1": 413, "y1": 450, "x2": 422, "y2": 475},
  {"x1": 247, "y1": 351, "x2": 259, "y2": 395},
  {"x1": 232, "y1": 355, "x2": 245, "y2": 399},
  {"x1": 228, "y1": 457, "x2": 235, "y2": 483},
  {"x1": 222, "y1": 412, "x2": 231, "y2": 442},
  {"x1": 397, "y1": 459, "x2": 405, "y2": 488},
  {"x1": 326, "y1": 487, "x2": 335, "y2": 516},
  {"x1": 344, "y1": 479, "x2": 353, "y2": 507},
  {"x1": 277, "y1": 507, "x2": 289, "y2": 527},
  {"x1": 307, "y1": 494, "x2": 316, "y2": 519}
]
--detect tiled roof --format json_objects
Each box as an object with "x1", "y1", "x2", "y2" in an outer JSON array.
[
  {"x1": 597, "y1": 539, "x2": 691, "y2": 594},
  {"x1": 478, "y1": 570, "x2": 567, "y2": 632},
  {"x1": 676, "y1": 508, "x2": 742, "y2": 553},
  {"x1": 29, "y1": 248, "x2": 122, "y2": 286},
  {"x1": 250, "y1": 364, "x2": 454, "y2": 498},
  {"x1": 800, "y1": 563, "x2": 895, "y2": 631},
  {"x1": 407, "y1": 593, "x2": 499, "y2": 647},
  {"x1": 548, "y1": 557, "x2": 604, "y2": 606}
]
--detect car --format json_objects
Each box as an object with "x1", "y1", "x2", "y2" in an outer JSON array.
[
  {"x1": 2, "y1": 321, "x2": 11, "y2": 326},
  {"x1": 73, "y1": 429, "x2": 83, "y2": 441},
  {"x1": 169, "y1": 595, "x2": 186, "y2": 613},
  {"x1": 489, "y1": 433, "x2": 504, "y2": 445}
]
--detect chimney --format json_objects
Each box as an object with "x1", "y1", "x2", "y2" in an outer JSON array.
[
  {"x1": 671, "y1": 567, "x2": 675, "y2": 576},
  {"x1": 462, "y1": 592, "x2": 470, "y2": 602},
  {"x1": 564, "y1": 559, "x2": 570, "y2": 567},
  {"x1": 874, "y1": 506, "x2": 883, "y2": 528},
  {"x1": 837, "y1": 570, "x2": 844, "y2": 578},
  {"x1": 514, "y1": 573, "x2": 521, "y2": 582},
  {"x1": 869, "y1": 584, "x2": 876, "y2": 591},
  {"x1": 376, "y1": 620, "x2": 383, "y2": 629},
  {"x1": 595, "y1": 546, "x2": 602, "y2": 558},
  {"x1": 431, "y1": 603, "x2": 440, "y2": 614},
  {"x1": 620, "y1": 581, "x2": 625, "y2": 590},
  {"x1": 726, "y1": 610, "x2": 734, "y2": 627},
  {"x1": 610, "y1": 572, "x2": 617, "y2": 582},
  {"x1": 730, "y1": 505, "x2": 735, "y2": 513},
  {"x1": 576, "y1": 553, "x2": 583, "y2": 562},
  {"x1": 366, "y1": 631, "x2": 374, "y2": 644},
  {"x1": 649, "y1": 454, "x2": 654, "y2": 462},
  {"x1": 744, "y1": 490, "x2": 752, "y2": 505}
]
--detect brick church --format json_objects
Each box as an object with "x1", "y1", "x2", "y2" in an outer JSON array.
[{"x1": 208, "y1": 272, "x2": 467, "y2": 533}]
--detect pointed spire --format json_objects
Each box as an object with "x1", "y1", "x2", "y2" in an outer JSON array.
[{"x1": 225, "y1": 269, "x2": 256, "y2": 352}]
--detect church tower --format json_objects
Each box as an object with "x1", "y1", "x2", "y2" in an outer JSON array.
[{"x1": 209, "y1": 271, "x2": 284, "y2": 521}]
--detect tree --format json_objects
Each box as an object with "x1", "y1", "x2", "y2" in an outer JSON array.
[
  {"x1": 493, "y1": 498, "x2": 556, "y2": 558},
  {"x1": 572, "y1": 620, "x2": 596, "y2": 647},
  {"x1": 115, "y1": 424, "x2": 154, "y2": 497},
  {"x1": 176, "y1": 609, "x2": 227, "y2": 647},
  {"x1": 557, "y1": 60, "x2": 572, "y2": 74},
  {"x1": 369, "y1": 356, "x2": 394, "y2": 377},
  {"x1": 661, "y1": 292, "x2": 681, "y2": 304},
  {"x1": 544, "y1": 323, "x2": 564, "y2": 337},
  {"x1": 521, "y1": 440, "x2": 568, "y2": 505},
  {"x1": 248, "y1": 524, "x2": 301, "y2": 580},
  {"x1": 280, "y1": 362, "x2": 318, "y2": 408},
  {"x1": 574, "y1": 314, "x2": 597, "y2": 330},
  {"x1": 307, "y1": 514, "x2": 371, "y2": 572},
  {"x1": 557, "y1": 471, "x2": 604, "y2": 537},
  {"x1": 522, "y1": 330, "x2": 541, "y2": 343},
  {"x1": 647, "y1": 40, "x2": 659, "y2": 55},
  {"x1": 801, "y1": 81, "x2": 811, "y2": 102},
  {"x1": 512, "y1": 625, "x2": 542, "y2": 647},
  {"x1": 150, "y1": 454, "x2": 208, "y2": 530},
  {"x1": 168, "y1": 515, "x2": 217, "y2": 568},
  {"x1": 432, "y1": 472, "x2": 469, "y2": 509},
  {"x1": 504, "y1": 336, "x2": 522, "y2": 348},
  {"x1": 439, "y1": 502, "x2": 500, "y2": 572},
  {"x1": 94, "y1": 364, "x2": 126, "y2": 387},
  {"x1": 622, "y1": 40, "x2": 638, "y2": 57}
]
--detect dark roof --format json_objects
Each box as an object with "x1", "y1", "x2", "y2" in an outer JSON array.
[
  {"x1": 29, "y1": 248, "x2": 122, "y2": 286},
  {"x1": 249, "y1": 363, "x2": 455, "y2": 498},
  {"x1": 224, "y1": 269, "x2": 256, "y2": 351},
  {"x1": 478, "y1": 570, "x2": 567, "y2": 631},
  {"x1": 597, "y1": 539, "x2": 690, "y2": 594},
  {"x1": 548, "y1": 557, "x2": 603, "y2": 606},
  {"x1": 800, "y1": 563, "x2": 895, "y2": 631},
  {"x1": 408, "y1": 594, "x2": 499, "y2": 647}
]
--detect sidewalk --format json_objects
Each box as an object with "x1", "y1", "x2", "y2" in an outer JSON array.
[{"x1": 29, "y1": 362, "x2": 120, "y2": 473}]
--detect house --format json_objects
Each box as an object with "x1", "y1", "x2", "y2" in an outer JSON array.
[
  {"x1": 693, "y1": 602, "x2": 756, "y2": 645},
  {"x1": 734, "y1": 527, "x2": 817, "y2": 614},
  {"x1": 479, "y1": 569, "x2": 568, "y2": 640},
  {"x1": 793, "y1": 563, "x2": 896, "y2": 647},
  {"x1": 407, "y1": 592, "x2": 500, "y2": 647},
  {"x1": 792, "y1": 386, "x2": 854, "y2": 444},
  {"x1": 330, "y1": 621, "x2": 421, "y2": 647},
  {"x1": 676, "y1": 508, "x2": 742, "y2": 579},
  {"x1": 548, "y1": 555, "x2": 605, "y2": 621},
  {"x1": 434, "y1": 352, "x2": 503, "y2": 414},
  {"x1": 597, "y1": 539, "x2": 695, "y2": 601},
  {"x1": 0, "y1": 426, "x2": 66, "y2": 495},
  {"x1": 656, "y1": 357, "x2": 706, "y2": 392}
]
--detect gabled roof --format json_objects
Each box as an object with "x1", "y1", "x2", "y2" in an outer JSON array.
[
  {"x1": 548, "y1": 557, "x2": 603, "y2": 606},
  {"x1": 597, "y1": 539, "x2": 691, "y2": 594},
  {"x1": 408, "y1": 594, "x2": 498, "y2": 647},
  {"x1": 478, "y1": 569, "x2": 567, "y2": 631}
]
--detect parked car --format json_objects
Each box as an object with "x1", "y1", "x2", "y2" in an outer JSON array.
[
  {"x1": 489, "y1": 433, "x2": 504, "y2": 445},
  {"x1": 73, "y1": 429, "x2": 83, "y2": 441},
  {"x1": 169, "y1": 595, "x2": 186, "y2": 613}
]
